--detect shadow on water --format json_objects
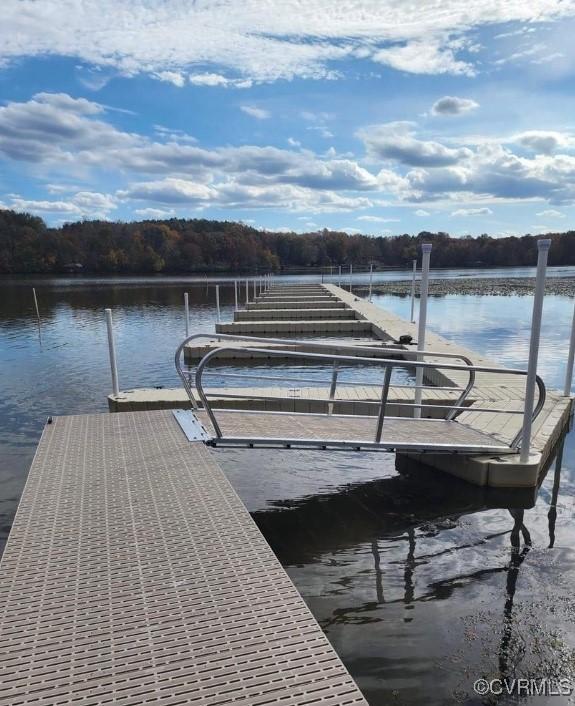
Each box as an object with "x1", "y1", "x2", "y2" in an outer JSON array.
[
  {"x1": 252, "y1": 459, "x2": 538, "y2": 567},
  {"x1": 223, "y1": 435, "x2": 575, "y2": 705}
]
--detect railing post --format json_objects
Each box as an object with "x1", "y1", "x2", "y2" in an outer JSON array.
[
  {"x1": 564, "y1": 298, "x2": 575, "y2": 396},
  {"x1": 245, "y1": 279, "x2": 249, "y2": 305},
  {"x1": 184, "y1": 292, "x2": 189, "y2": 337},
  {"x1": 234, "y1": 280, "x2": 238, "y2": 311},
  {"x1": 349, "y1": 264, "x2": 353, "y2": 292},
  {"x1": 215, "y1": 284, "x2": 221, "y2": 322},
  {"x1": 105, "y1": 308, "x2": 120, "y2": 397},
  {"x1": 338, "y1": 265, "x2": 342, "y2": 287},
  {"x1": 368, "y1": 263, "x2": 373, "y2": 301},
  {"x1": 410, "y1": 259, "x2": 417, "y2": 323},
  {"x1": 520, "y1": 239, "x2": 551, "y2": 462},
  {"x1": 253, "y1": 279, "x2": 256, "y2": 299},
  {"x1": 375, "y1": 366, "x2": 393, "y2": 442},
  {"x1": 414, "y1": 244, "x2": 432, "y2": 419}
]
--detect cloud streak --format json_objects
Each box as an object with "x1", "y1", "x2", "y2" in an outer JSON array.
[{"x1": 1, "y1": 1, "x2": 574, "y2": 83}]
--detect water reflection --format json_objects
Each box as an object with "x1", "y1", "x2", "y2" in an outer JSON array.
[
  {"x1": 215, "y1": 438, "x2": 575, "y2": 705},
  {"x1": 1, "y1": 275, "x2": 575, "y2": 704}
]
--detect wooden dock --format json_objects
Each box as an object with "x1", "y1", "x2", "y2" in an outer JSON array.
[
  {"x1": 108, "y1": 282, "x2": 574, "y2": 488},
  {"x1": 0, "y1": 410, "x2": 367, "y2": 705}
]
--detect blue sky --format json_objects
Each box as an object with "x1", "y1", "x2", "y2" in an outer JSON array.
[{"x1": 1, "y1": 1, "x2": 575, "y2": 236}]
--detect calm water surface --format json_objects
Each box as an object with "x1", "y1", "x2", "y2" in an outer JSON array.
[{"x1": 1, "y1": 272, "x2": 575, "y2": 705}]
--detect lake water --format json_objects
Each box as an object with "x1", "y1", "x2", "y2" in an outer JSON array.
[{"x1": 1, "y1": 270, "x2": 575, "y2": 705}]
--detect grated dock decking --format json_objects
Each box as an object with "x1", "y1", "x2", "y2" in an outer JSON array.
[{"x1": 0, "y1": 410, "x2": 367, "y2": 706}]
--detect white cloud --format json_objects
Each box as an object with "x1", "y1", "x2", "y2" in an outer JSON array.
[
  {"x1": 118, "y1": 177, "x2": 374, "y2": 212},
  {"x1": 536, "y1": 208, "x2": 565, "y2": 218},
  {"x1": 357, "y1": 215, "x2": 399, "y2": 222},
  {"x1": 406, "y1": 141, "x2": 575, "y2": 204},
  {"x1": 134, "y1": 207, "x2": 176, "y2": 218},
  {"x1": 8, "y1": 190, "x2": 117, "y2": 218},
  {"x1": 3, "y1": 2, "x2": 572, "y2": 83},
  {"x1": 415, "y1": 209, "x2": 430, "y2": 216},
  {"x1": 374, "y1": 38, "x2": 475, "y2": 76},
  {"x1": 119, "y1": 178, "x2": 216, "y2": 204},
  {"x1": 240, "y1": 105, "x2": 271, "y2": 120},
  {"x1": 5, "y1": 91, "x2": 575, "y2": 219},
  {"x1": 0, "y1": 92, "x2": 139, "y2": 163},
  {"x1": 515, "y1": 130, "x2": 574, "y2": 154},
  {"x1": 359, "y1": 123, "x2": 472, "y2": 167},
  {"x1": 189, "y1": 73, "x2": 252, "y2": 88},
  {"x1": 431, "y1": 96, "x2": 479, "y2": 116},
  {"x1": 10, "y1": 198, "x2": 81, "y2": 214},
  {"x1": 154, "y1": 71, "x2": 186, "y2": 87},
  {"x1": 0, "y1": 94, "x2": 384, "y2": 199},
  {"x1": 450, "y1": 207, "x2": 493, "y2": 216}
]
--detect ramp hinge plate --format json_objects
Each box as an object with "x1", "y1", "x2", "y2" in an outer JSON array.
[{"x1": 172, "y1": 410, "x2": 211, "y2": 442}]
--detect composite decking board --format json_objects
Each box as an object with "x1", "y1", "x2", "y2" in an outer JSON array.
[{"x1": 0, "y1": 410, "x2": 367, "y2": 706}]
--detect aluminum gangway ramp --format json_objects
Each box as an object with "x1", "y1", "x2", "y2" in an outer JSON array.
[
  {"x1": 175, "y1": 334, "x2": 547, "y2": 458},
  {"x1": 0, "y1": 411, "x2": 367, "y2": 706},
  {"x1": 193, "y1": 409, "x2": 516, "y2": 454}
]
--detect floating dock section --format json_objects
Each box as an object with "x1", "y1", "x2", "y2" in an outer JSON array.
[
  {"x1": 108, "y1": 282, "x2": 574, "y2": 488},
  {"x1": 0, "y1": 410, "x2": 367, "y2": 705}
]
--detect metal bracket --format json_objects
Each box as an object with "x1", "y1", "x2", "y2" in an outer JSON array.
[{"x1": 172, "y1": 410, "x2": 211, "y2": 442}]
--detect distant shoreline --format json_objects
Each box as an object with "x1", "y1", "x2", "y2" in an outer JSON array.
[{"x1": 362, "y1": 276, "x2": 575, "y2": 297}]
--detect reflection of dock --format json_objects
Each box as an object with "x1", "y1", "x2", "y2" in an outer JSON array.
[
  {"x1": 0, "y1": 410, "x2": 367, "y2": 705},
  {"x1": 109, "y1": 281, "x2": 573, "y2": 489}
]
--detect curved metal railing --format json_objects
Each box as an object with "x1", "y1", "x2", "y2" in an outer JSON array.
[{"x1": 174, "y1": 333, "x2": 546, "y2": 452}]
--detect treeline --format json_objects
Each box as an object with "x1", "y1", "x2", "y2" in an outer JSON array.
[{"x1": 0, "y1": 209, "x2": 574, "y2": 274}]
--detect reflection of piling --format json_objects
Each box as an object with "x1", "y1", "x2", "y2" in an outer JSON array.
[
  {"x1": 499, "y1": 509, "x2": 532, "y2": 679},
  {"x1": 548, "y1": 440, "x2": 564, "y2": 548},
  {"x1": 371, "y1": 540, "x2": 385, "y2": 604},
  {"x1": 32, "y1": 287, "x2": 42, "y2": 346},
  {"x1": 403, "y1": 527, "x2": 416, "y2": 618}
]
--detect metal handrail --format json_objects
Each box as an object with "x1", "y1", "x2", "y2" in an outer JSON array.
[
  {"x1": 174, "y1": 331, "x2": 478, "y2": 414},
  {"x1": 196, "y1": 369, "x2": 462, "y2": 393},
  {"x1": 174, "y1": 332, "x2": 546, "y2": 451}
]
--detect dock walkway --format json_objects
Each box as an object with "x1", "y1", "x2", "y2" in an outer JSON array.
[
  {"x1": 108, "y1": 282, "x2": 573, "y2": 488},
  {"x1": 0, "y1": 410, "x2": 367, "y2": 705}
]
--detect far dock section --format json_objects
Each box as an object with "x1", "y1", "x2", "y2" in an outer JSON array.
[
  {"x1": 0, "y1": 410, "x2": 367, "y2": 705},
  {"x1": 216, "y1": 285, "x2": 370, "y2": 335},
  {"x1": 108, "y1": 282, "x2": 574, "y2": 489}
]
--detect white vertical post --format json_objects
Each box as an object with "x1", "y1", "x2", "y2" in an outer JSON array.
[
  {"x1": 338, "y1": 265, "x2": 342, "y2": 287},
  {"x1": 245, "y1": 279, "x2": 249, "y2": 304},
  {"x1": 520, "y1": 239, "x2": 551, "y2": 462},
  {"x1": 368, "y1": 263, "x2": 373, "y2": 301},
  {"x1": 414, "y1": 244, "x2": 432, "y2": 419},
  {"x1": 215, "y1": 284, "x2": 221, "y2": 322},
  {"x1": 234, "y1": 280, "x2": 238, "y2": 311},
  {"x1": 564, "y1": 299, "x2": 575, "y2": 397},
  {"x1": 349, "y1": 264, "x2": 353, "y2": 292},
  {"x1": 105, "y1": 308, "x2": 120, "y2": 397},
  {"x1": 410, "y1": 259, "x2": 417, "y2": 323},
  {"x1": 32, "y1": 287, "x2": 41, "y2": 322},
  {"x1": 32, "y1": 287, "x2": 42, "y2": 343},
  {"x1": 253, "y1": 279, "x2": 256, "y2": 299},
  {"x1": 184, "y1": 292, "x2": 189, "y2": 337}
]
